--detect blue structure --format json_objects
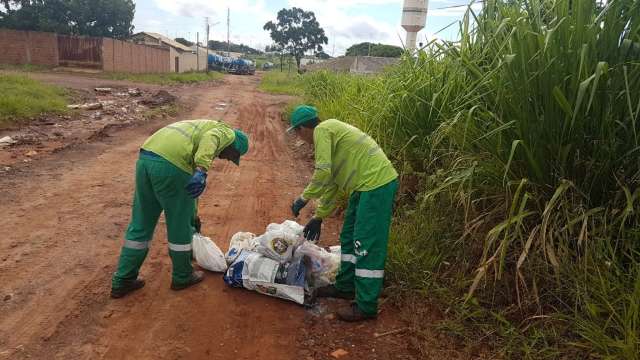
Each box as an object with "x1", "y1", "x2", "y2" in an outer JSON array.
[{"x1": 208, "y1": 54, "x2": 255, "y2": 75}]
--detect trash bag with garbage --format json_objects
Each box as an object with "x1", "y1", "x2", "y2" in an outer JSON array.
[
  {"x1": 192, "y1": 233, "x2": 227, "y2": 272},
  {"x1": 223, "y1": 220, "x2": 340, "y2": 305}
]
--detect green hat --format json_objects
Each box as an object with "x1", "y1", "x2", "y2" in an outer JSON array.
[
  {"x1": 231, "y1": 129, "x2": 249, "y2": 165},
  {"x1": 288, "y1": 105, "x2": 318, "y2": 132}
]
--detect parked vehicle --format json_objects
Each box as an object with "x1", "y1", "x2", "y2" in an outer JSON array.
[{"x1": 208, "y1": 54, "x2": 255, "y2": 75}]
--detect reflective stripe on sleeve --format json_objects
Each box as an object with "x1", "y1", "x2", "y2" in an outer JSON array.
[
  {"x1": 341, "y1": 254, "x2": 357, "y2": 264},
  {"x1": 355, "y1": 269, "x2": 385, "y2": 278},
  {"x1": 168, "y1": 243, "x2": 192, "y2": 252},
  {"x1": 124, "y1": 240, "x2": 149, "y2": 250},
  {"x1": 165, "y1": 125, "x2": 192, "y2": 140},
  {"x1": 315, "y1": 162, "x2": 331, "y2": 170}
]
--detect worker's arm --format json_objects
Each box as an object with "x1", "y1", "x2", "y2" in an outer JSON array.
[
  {"x1": 313, "y1": 183, "x2": 339, "y2": 219},
  {"x1": 193, "y1": 127, "x2": 234, "y2": 171},
  {"x1": 301, "y1": 126, "x2": 333, "y2": 200}
]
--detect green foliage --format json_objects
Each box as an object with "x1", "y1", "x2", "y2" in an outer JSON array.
[
  {"x1": 104, "y1": 71, "x2": 223, "y2": 85},
  {"x1": 299, "y1": 0, "x2": 640, "y2": 358},
  {"x1": 0, "y1": 0, "x2": 135, "y2": 39},
  {"x1": 207, "y1": 40, "x2": 262, "y2": 55},
  {"x1": 258, "y1": 71, "x2": 303, "y2": 95},
  {"x1": 263, "y1": 7, "x2": 328, "y2": 68},
  {"x1": 345, "y1": 42, "x2": 404, "y2": 58},
  {"x1": 174, "y1": 37, "x2": 194, "y2": 47},
  {"x1": 0, "y1": 74, "x2": 67, "y2": 126}
]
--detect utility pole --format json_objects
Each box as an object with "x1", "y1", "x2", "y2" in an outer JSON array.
[
  {"x1": 227, "y1": 7, "x2": 231, "y2": 57},
  {"x1": 196, "y1": 32, "x2": 200, "y2": 71},
  {"x1": 205, "y1": 17, "x2": 210, "y2": 73}
]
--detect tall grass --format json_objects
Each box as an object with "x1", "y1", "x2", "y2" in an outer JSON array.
[
  {"x1": 259, "y1": 71, "x2": 305, "y2": 95},
  {"x1": 300, "y1": 0, "x2": 640, "y2": 358},
  {"x1": 0, "y1": 74, "x2": 68, "y2": 127}
]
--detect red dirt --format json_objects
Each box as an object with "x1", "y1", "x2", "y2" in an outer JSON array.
[{"x1": 0, "y1": 74, "x2": 419, "y2": 359}]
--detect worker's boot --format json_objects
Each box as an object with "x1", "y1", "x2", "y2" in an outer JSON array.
[
  {"x1": 111, "y1": 278, "x2": 146, "y2": 299},
  {"x1": 336, "y1": 302, "x2": 377, "y2": 322},
  {"x1": 171, "y1": 270, "x2": 204, "y2": 291},
  {"x1": 315, "y1": 285, "x2": 355, "y2": 300}
]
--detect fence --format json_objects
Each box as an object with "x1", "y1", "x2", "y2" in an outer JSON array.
[{"x1": 0, "y1": 28, "x2": 170, "y2": 73}]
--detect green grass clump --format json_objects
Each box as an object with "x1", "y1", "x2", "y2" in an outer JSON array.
[
  {"x1": 104, "y1": 71, "x2": 223, "y2": 85},
  {"x1": 259, "y1": 71, "x2": 304, "y2": 95},
  {"x1": 300, "y1": 0, "x2": 640, "y2": 358},
  {"x1": 0, "y1": 74, "x2": 68, "y2": 126}
]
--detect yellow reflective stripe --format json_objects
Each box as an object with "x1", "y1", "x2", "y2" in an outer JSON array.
[
  {"x1": 165, "y1": 125, "x2": 191, "y2": 140},
  {"x1": 168, "y1": 243, "x2": 192, "y2": 251},
  {"x1": 124, "y1": 240, "x2": 149, "y2": 250},
  {"x1": 355, "y1": 269, "x2": 384, "y2": 278}
]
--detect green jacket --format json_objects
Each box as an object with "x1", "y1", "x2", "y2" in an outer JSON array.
[
  {"x1": 302, "y1": 119, "x2": 398, "y2": 219},
  {"x1": 142, "y1": 120, "x2": 236, "y2": 174}
]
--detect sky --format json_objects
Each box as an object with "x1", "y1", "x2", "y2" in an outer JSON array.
[{"x1": 133, "y1": 0, "x2": 483, "y2": 56}]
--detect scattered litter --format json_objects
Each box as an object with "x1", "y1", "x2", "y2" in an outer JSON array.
[
  {"x1": 215, "y1": 107, "x2": 226, "y2": 111},
  {"x1": 128, "y1": 88, "x2": 142, "y2": 97},
  {"x1": 68, "y1": 103, "x2": 103, "y2": 110},
  {"x1": 140, "y1": 90, "x2": 176, "y2": 107},
  {"x1": 226, "y1": 232, "x2": 256, "y2": 264},
  {"x1": 330, "y1": 349, "x2": 349, "y2": 359},
  {"x1": 0, "y1": 136, "x2": 16, "y2": 147},
  {"x1": 224, "y1": 250, "x2": 307, "y2": 305},
  {"x1": 192, "y1": 233, "x2": 227, "y2": 272},
  {"x1": 94, "y1": 87, "x2": 112, "y2": 93},
  {"x1": 217, "y1": 102, "x2": 227, "y2": 107},
  {"x1": 99, "y1": 100, "x2": 116, "y2": 107}
]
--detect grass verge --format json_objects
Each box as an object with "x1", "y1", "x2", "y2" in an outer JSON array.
[
  {"x1": 0, "y1": 74, "x2": 68, "y2": 127},
  {"x1": 259, "y1": 71, "x2": 304, "y2": 95},
  {"x1": 103, "y1": 71, "x2": 223, "y2": 85}
]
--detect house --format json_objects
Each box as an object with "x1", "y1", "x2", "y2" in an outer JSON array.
[{"x1": 131, "y1": 32, "x2": 205, "y2": 72}]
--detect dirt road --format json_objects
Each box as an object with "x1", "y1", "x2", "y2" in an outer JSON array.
[{"x1": 0, "y1": 74, "x2": 416, "y2": 360}]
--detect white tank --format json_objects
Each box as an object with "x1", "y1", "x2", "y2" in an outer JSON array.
[{"x1": 401, "y1": 0, "x2": 428, "y2": 50}]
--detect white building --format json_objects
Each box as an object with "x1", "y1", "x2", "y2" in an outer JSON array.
[{"x1": 131, "y1": 32, "x2": 206, "y2": 72}]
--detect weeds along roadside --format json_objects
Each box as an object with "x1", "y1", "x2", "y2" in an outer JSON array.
[{"x1": 280, "y1": 0, "x2": 640, "y2": 358}]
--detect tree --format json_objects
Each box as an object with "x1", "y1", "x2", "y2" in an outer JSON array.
[
  {"x1": 263, "y1": 7, "x2": 328, "y2": 68},
  {"x1": 175, "y1": 38, "x2": 194, "y2": 47},
  {"x1": 346, "y1": 42, "x2": 404, "y2": 58},
  {"x1": 0, "y1": 0, "x2": 135, "y2": 39},
  {"x1": 207, "y1": 40, "x2": 262, "y2": 55}
]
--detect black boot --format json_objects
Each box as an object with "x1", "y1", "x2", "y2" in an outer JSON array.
[
  {"x1": 111, "y1": 279, "x2": 146, "y2": 299},
  {"x1": 171, "y1": 270, "x2": 204, "y2": 291},
  {"x1": 316, "y1": 285, "x2": 355, "y2": 300},
  {"x1": 336, "y1": 302, "x2": 377, "y2": 322}
]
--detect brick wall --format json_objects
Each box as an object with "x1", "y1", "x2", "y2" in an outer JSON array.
[
  {"x1": 102, "y1": 38, "x2": 170, "y2": 73},
  {"x1": 0, "y1": 29, "x2": 59, "y2": 66}
]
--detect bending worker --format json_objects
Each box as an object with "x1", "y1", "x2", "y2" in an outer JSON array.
[
  {"x1": 111, "y1": 120, "x2": 249, "y2": 298},
  {"x1": 289, "y1": 105, "x2": 398, "y2": 322}
]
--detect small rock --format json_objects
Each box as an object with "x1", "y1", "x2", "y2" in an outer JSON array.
[
  {"x1": 103, "y1": 310, "x2": 114, "y2": 318},
  {"x1": 80, "y1": 103, "x2": 103, "y2": 110},
  {"x1": 94, "y1": 87, "x2": 112, "y2": 93},
  {"x1": 25, "y1": 150, "x2": 38, "y2": 157},
  {"x1": 324, "y1": 313, "x2": 335, "y2": 320},
  {"x1": 330, "y1": 349, "x2": 349, "y2": 359},
  {"x1": 3, "y1": 294, "x2": 11, "y2": 301},
  {"x1": 128, "y1": 88, "x2": 142, "y2": 97}
]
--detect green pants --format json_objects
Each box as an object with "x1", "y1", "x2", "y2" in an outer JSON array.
[
  {"x1": 112, "y1": 153, "x2": 196, "y2": 289},
  {"x1": 335, "y1": 179, "x2": 398, "y2": 316}
]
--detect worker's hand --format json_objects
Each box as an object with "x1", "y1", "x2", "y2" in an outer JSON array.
[
  {"x1": 291, "y1": 196, "x2": 308, "y2": 217},
  {"x1": 186, "y1": 169, "x2": 207, "y2": 198},
  {"x1": 303, "y1": 217, "x2": 322, "y2": 243}
]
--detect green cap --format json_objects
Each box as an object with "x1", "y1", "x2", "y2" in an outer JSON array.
[
  {"x1": 288, "y1": 105, "x2": 318, "y2": 132},
  {"x1": 232, "y1": 129, "x2": 249, "y2": 165}
]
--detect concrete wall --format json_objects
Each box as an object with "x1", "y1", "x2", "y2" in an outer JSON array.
[
  {"x1": 0, "y1": 29, "x2": 59, "y2": 66},
  {"x1": 102, "y1": 38, "x2": 170, "y2": 73}
]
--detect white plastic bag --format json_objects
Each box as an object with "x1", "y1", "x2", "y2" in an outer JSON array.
[
  {"x1": 255, "y1": 220, "x2": 305, "y2": 263},
  {"x1": 226, "y1": 232, "x2": 256, "y2": 265},
  {"x1": 296, "y1": 242, "x2": 340, "y2": 287},
  {"x1": 192, "y1": 233, "x2": 227, "y2": 272}
]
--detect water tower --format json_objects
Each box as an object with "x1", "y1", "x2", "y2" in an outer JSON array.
[{"x1": 401, "y1": 0, "x2": 428, "y2": 50}]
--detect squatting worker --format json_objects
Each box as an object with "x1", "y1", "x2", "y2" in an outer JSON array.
[
  {"x1": 288, "y1": 105, "x2": 398, "y2": 322},
  {"x1": 110, "y1": 120, "x2": 249, "y2": 298}
]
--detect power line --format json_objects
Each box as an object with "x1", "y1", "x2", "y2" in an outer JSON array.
[{"x1": 433, "y1": 1, "x2": 485, "y2": 10}]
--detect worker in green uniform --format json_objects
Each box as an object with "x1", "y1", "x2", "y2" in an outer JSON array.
[
  {"x1": 288, "y1": 105, "x2": 398, "y2": 322},
  {"x1": 110, "y1": 119, "x2": 249, "y2": 299}
]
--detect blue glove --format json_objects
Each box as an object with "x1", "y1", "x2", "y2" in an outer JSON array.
[
  {"x1": 291, "y1": 197, "x2": 308, "y2": 217},
  {"x1": 185, "y1": 169, "x2": 207, "y2": 198},
  {"x1": 303, "y1": 218, "x2": 322, "y2": 242}
]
